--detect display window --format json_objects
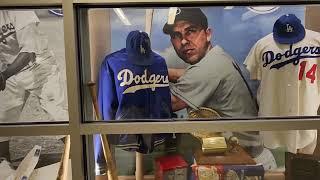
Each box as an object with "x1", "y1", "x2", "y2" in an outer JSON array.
[
  {"x1": 80, "y1": 6, "x2": 320, "y2": 121},
  {"x1": 1, "y1": 1, "x2": 320, "y2": 180},
  {"x1": 77, "y1": 4, "x2": 320, "y2": 180}
]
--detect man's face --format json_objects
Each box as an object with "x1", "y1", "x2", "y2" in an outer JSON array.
[{"x1": 170, "y1": 20, "x2": 212, "y2": 65}]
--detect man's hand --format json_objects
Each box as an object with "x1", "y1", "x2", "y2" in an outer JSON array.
[
  {"x1": 168, "y1": 68, "x2": 186, "y2": 83},
  {"x1": 0, "y1": 72, "x2": 6, "y2": 91},
  {"x1": 0, "y1": 52, "x2": 34, "y2": 91},
  {"x1": 171, "y1": 94, "x2": 188, "y2": 111}
]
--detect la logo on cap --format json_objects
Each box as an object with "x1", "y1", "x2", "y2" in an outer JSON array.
[
  {"x1": 286, "y1": 24, "x2": 294, "y2": 33},
  {"x1": 140, "y1": 44, "x2": 146, "y2": 54},
  {"x1": 273, "y1": 13, "x2": 305, "y2": 44}
]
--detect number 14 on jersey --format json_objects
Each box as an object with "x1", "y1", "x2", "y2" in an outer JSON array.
[{"x1": 299, "y1": 61, "x2": 317, "y2": 83}]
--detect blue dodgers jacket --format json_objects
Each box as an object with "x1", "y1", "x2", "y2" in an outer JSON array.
[
  {"x1": 95, "y1": 31, "x2": 172, "y2": 165},
  {"x1": 98, "y1": 48, "x2": 172, "y2": 121}
]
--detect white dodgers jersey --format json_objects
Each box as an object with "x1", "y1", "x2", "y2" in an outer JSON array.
[
  {"x1": 0, "y1": 11, "x2": 50, "y2": 72},
  {"x1": 244, "y1": 29, "x2": 320, "y2": 153}
]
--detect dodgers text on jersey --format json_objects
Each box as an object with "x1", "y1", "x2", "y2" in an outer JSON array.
[
  {"x1": 117, "y1": 69, "x2": 169, "y2": 94},
  {"x1": 262, "y1": 44, "x2": 320, "y2": 69},
  {"x1": 0, "y1": 23, "x2": 15, "y2": 44}
]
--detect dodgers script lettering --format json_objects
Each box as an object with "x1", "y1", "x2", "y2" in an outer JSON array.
[
  {"x1": 117, "y1": 69, "x2": 169, "y2": 94},
  {"x1": 262, "y1": 44, "x2": 320, "y2": 69},
  {"x1": 0, "y1": 23, "x2": 15, "y2": 44}
]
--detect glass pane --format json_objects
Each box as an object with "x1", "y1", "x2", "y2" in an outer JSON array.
[
  {"x1": 0, "y1": 9, "x2": 69, "y2": 124},
  {"x1": 77, "y1": 4, "x2": 320, "y2": 180},
  {"x1": 87, "y1": 131, "x2": 319, "y2": 179},
  {"x1": 80, "y1": 5, "x2": 320, "y2": 122},
  {"x1": 0, "y1": 135, "x2": 72, "y2": 179},
  {"x1": 90, "y1": 133, "x2": 180, "y2": 179}
]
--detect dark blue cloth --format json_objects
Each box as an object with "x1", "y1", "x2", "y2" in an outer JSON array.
[
  {"x1": 273, "y1": 14, "x2": 305, "y2": 44},
  {"x1": 126, "y1": 30, "x2": 155, "y2": 66},
  {"x1": 99, "y1": 48, "x2": 172, "y2": 121},
  {"x1": 94, "y1": 47, "x2": 172, "y2": 164}
]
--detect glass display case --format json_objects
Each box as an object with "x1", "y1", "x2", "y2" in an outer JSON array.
[{"x1": 1, "y1": 0, "x2": 320, "y2": 180}]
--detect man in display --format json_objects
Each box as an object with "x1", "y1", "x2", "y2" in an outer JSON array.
[
  {"x1": 0, "y1": 10, "x2": 68, "y2": 160},
  {"x1": 162, "y1": 7, "x2": 271, "y2": 168}
]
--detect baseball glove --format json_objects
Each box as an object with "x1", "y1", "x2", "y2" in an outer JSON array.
[
  {"x1": 188, "y1": 107, "x2": 220, "y2": 119},
  {"x1": 188, "y1": 107, "x2": 222, "y2": 139}
]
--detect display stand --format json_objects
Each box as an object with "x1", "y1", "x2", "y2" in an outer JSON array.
[
  {"x1": 194, "y1": 144, "x2": 256, "y2": 165},
  {"x1": 134, "y1": 9, "x2": 155, "y2": 180}
]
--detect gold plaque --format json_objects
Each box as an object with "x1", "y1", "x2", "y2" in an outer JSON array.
[
  {"x1": 188, "y1": 107, "x2": 227, "y2": 153},
  {"x1": 202, "y1": 137, "x2": 227, "y2": 154}
]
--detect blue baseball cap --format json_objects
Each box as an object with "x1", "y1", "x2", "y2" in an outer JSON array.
[
  {"x1": 273, "y1": 14, "x2": 305, "y2": 44},
  {"x1": 126, "y1": 30, "x2": 155, "y2": 66}
]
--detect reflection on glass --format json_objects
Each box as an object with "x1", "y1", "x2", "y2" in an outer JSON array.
[
  {"x1": 113, "y1": 8, "x2": 132, "y2": 25},
  {"x1": 0, "y1": 9, "x2": 68, "y2": 124}
]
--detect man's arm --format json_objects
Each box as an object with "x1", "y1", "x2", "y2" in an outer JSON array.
[
  {"x1": 169, "y1": 68, "x2": 189, "y2": 111},
  {"x1": 2, "y1": 52, "x2": 35, "y2": 79},
  {"x1": 0, "y1": 16, "x2": 40, "y2": 91},
  {"x1": 171, "y1": 94, "x2": 188, "y2": 112},
  {"x1": 0, "y1": 52, "x2": 34, "y2": 91},
  {"x1": 168, "y1": 68, "x2": 185, "y2": 83}
]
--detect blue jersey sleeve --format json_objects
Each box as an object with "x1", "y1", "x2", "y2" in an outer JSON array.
[
  {"x1": 95, "y1": 59, "x2": 118, "y2": 169},
  {"x1": 98, "y1": 60, "x2": 118, "y2": 120}
]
